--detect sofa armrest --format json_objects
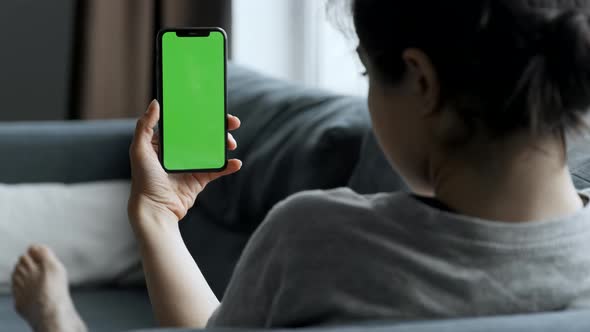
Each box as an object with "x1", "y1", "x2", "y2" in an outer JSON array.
[{"x1": 0, "y1": 120, "x2": 135, "y2": 184}]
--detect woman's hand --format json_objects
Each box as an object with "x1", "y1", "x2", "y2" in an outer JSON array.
[{"x1": 128, "y1": 100, "x2": 242, "y2": 227}]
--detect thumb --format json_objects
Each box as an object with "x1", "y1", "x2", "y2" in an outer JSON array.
[{"x1": 132, "y1": 100, "x2": 160, "y2": 148}]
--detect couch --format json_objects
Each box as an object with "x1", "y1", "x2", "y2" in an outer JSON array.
[{"x1": 1, "y1": 64, "x2": 589, "y2": 331}]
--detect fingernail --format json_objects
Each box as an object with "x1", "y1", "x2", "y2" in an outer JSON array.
[{"x1": 147, "y1": 99, "x2": 157, "y2": 112}]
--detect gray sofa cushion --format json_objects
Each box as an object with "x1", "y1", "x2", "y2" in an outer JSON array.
[
  {"x1": 567, "y1": 135, "x2": 590, "y2": 189},
  {"x1": 129, "y1": 310, "x2": 590, "y2": 331}
]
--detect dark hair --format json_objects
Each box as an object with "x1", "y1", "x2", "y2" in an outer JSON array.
[{"x1": 348, "y1": 0, "x2": 590, "y2": 137}]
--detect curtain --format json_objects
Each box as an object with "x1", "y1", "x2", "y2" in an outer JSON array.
[{"x1": 70, "y1": 0, "x2": 232, "y2": 119}]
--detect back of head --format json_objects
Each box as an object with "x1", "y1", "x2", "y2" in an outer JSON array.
[{"x1": 350, "y1": 0, "x2": 590, "y2": 138}]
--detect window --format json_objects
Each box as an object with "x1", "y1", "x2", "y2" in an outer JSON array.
[{"x1": 232, "y1": 0, "x2": 367, "y2": 96}]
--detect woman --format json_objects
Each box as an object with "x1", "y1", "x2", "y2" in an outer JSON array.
[{"x1": 11, "y1": 0, "x2": 590, "y2": 331}]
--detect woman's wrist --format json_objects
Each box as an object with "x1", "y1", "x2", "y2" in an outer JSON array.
[{"x1": 128, "y1": 196, "x2": 180, "y2": 234}]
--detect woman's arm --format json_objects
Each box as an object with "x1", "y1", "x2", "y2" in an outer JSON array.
[
  {"x1": 128, "y1": 100, "x2": 242, "y2": 327},
  {"x1": 130, "y1": 206, "x2": 219, "y2": 327}
]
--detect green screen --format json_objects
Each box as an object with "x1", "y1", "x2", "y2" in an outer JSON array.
[{"x1": 161, "y1": 30, "x2": 226, "y2": 171}]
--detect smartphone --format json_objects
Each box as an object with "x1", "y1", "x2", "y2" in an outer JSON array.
[{"x1": 156, "y1": 27, "x2": 228, "y2": 173}]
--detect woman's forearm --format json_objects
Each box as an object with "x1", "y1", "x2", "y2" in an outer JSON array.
[
  {"x1": 125, "y1": 103, "x2": 242, "y2": 328},
  {"x1": 131, "y1": 208, "x2": 219, "y2": 328}
]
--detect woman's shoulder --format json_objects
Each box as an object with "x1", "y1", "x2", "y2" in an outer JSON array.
[
  {"x1": 281, "y1": 187, "x2": 407, "y2": 209},
  {"x1": 272, "y1": 187, "x2": 404, "y2": 218},
  {"x1": 255, "y1": 188, "x2": 410, "y2": 241}
]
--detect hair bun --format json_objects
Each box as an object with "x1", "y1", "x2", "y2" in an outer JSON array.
[
  {"x1": 541, "y1": 10, "x2": 590, "y2": 112},
  {"x1": 515, "y1": 9, "x2": 590, "y2": 132}
]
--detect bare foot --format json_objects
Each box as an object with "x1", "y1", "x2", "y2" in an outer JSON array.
[{"x1": 11, "y1": 245, "x2": 87, "y2": 332}]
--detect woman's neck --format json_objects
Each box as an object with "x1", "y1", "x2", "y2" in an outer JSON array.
[{"x1": 431, "y1": 136, "x2": 584, "y2": 223}]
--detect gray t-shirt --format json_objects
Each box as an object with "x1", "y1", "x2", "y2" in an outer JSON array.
[{"x1": 207, "y1": 188, "x2": 590, "y2": 327}]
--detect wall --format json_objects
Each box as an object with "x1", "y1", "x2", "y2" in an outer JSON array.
[{"x1": 0, "y1": 0, "x2": 74, "y2": 121}]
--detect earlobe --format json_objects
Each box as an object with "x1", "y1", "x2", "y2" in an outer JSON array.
[{"x1": 402, "y1": 48, "x2": 441, "y2": 115}]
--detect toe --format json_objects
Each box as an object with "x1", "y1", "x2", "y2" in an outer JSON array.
[
  {"x1": 13, "y1": 265, "x2": 29, "y2": 281},
  {"x1": 28, "y1": 245, "x2": 64, "y2": 272},
  {"x1": 11, "y1": 265, "x2": 23, "y2": 279},
  {"x1": 16, "y1": 254, "x2": 36, "y2": 273},
  {"x1": 28, "y1": 245, "x2": 50, "y2": 261},
  {"x1": 29, "y1": 245, "x2": 54, "y2": 263}
]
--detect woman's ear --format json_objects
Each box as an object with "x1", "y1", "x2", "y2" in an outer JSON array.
[{"x1": 401, "y1": 48, "x2": 441, "y2": 116}]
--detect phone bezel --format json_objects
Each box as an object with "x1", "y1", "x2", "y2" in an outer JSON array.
[{"x1": 156, "y1": 27, "x2": 229, "y2": 173}]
